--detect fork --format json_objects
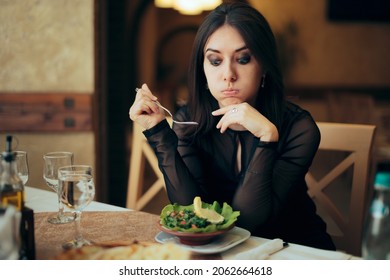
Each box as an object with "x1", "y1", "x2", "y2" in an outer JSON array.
[{"x1": 135, "y1": 88, "x2": 198, "y2": 125}]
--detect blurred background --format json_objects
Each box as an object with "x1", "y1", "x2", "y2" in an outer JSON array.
[{"x1": 1, "y1": 0, "x2": 389, "y2": 211}]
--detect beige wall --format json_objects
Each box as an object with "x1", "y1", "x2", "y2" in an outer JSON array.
[
  {"x1": 0, "y1": 0, "x2": 95, "y2": 190},
  {"x1": 250, "y1": 0, "x2": 390, "y2": 87},
  {"x1": 0, "y1": 0, "x2": 94, "y2": 91}
]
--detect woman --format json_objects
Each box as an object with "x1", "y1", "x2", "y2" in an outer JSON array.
[{"x1": 129, "y1": 2, "x2": 335, "y2": 250}]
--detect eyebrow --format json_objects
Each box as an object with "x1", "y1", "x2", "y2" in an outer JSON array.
[{"x1": 205, "y1": 46, "x2": 248, "y2": 53}]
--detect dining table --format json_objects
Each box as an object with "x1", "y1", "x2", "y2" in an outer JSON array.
[{"x1": 25, "y1": 186, "x2": 360, "y2": 260}]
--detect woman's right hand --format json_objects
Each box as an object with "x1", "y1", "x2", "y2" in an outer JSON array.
[{"x1": 128, "y1": 83, "x2": 166, "y2": 130}]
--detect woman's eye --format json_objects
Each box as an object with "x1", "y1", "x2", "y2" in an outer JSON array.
[
  {"x1": 238, "y1": 55, "x2": 251, "y2": 64},
  {"x1": 209, "y1": 58, "x2": 221, "y2": 66}
]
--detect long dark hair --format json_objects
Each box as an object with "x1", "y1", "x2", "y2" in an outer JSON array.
[{"x1": 187, "y1": 2, "x2": 285, "y2": 136}]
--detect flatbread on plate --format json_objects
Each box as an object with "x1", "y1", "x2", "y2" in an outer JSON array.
[{"x1": 56, "y1": 241, "x2": 190, "y2": 260}]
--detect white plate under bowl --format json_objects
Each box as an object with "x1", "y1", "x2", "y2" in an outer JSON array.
[{"x1": 155, "y1": 226, "x2": 251, "y2": 254}]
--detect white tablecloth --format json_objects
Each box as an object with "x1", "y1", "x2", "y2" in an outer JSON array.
[{"x1": 25, "y1": 186, "x2": 129, "y2": 212}]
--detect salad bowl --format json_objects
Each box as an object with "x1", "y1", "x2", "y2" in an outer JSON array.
[
  {"x1": 157, "y1": 222, "x2": 235, "y2": 246},
  {"x1": 158, "y1": 197, "x2": 240, "y2": 246}
]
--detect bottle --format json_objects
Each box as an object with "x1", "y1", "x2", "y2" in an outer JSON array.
[
  {"x1": 362, "y1": 162, "x2": 390, "y2": 259},
  {"x1": 0, "y1": 135, "x2": 35, "y2": 259},
  {"x1": 0, "y1": 135, "x2": 24, "y2": 209}
]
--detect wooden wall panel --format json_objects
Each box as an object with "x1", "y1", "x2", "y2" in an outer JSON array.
[{"x1": 0, "y1": 93, "x2": 92, "y2": 132}]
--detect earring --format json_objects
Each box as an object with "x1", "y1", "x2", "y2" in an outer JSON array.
[{"x1": 261, "y1": 74, "x2": 266, "y2": 88}]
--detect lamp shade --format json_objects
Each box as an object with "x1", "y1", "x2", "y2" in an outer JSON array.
[
  {"x1": 173, "y1": 0, "x2": 203, "y2": 15},
  {"x1": 155, "y1": 0, "x2": 174, "y2": 9},
  {"x1": 155, "y1": 0, "x2": 222, "y2": 15}
]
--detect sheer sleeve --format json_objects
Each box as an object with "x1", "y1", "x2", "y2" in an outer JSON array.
[
  {"x1": 232, "y1": 116, "x2": 320, "y2": 231},
  {"x1": 143, "y1": 119, "x2": 206, "y2": 205}
]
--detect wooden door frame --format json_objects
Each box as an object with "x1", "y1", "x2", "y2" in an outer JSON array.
[{"x1": 93, "y1": 0, "x2": 108, "y2": 202}]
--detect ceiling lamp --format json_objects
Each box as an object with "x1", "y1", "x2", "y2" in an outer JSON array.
[
  {"x1": 155, "y1": 0, "x2": 222, "y2": 15},
  {"x1": 154, "y1": 0, "x2": 174, "y2": 8}
]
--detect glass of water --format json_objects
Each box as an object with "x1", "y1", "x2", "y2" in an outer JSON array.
[{"x1": 59, "y1": 165, "x2": 95, "y2": 249}]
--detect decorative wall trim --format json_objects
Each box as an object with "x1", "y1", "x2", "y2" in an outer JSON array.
[{"x1": 0, "y1": 93, "x2": 92, "y2": 132}]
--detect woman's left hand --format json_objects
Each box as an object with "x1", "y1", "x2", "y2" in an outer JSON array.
[{"x1": 212, "y1": 103, "x2": 279, "y2": 142}]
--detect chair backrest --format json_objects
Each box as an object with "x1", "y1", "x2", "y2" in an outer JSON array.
[
  {"x1": 126, "y1": 118, "x2": 172, "y2": 210},
  {"x1": 306, "y1": 122, "x2": 376, "y2": 256}
]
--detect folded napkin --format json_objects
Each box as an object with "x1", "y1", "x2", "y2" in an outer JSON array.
[{"x1": 234, "y1": 238, "x2": 284, "y2": 260}]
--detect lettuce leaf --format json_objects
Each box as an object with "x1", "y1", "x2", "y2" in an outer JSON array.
[{"x1": 160, "y1": 200, "x2": 240, "y2": 233}]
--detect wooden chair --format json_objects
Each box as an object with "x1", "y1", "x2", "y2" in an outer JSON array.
[
  {"x1": 306, "y1": 122, "x2": 376, "y2": 256},
  {"x1": 126, "y1": 118, "x2": 172, "y2": 210}
]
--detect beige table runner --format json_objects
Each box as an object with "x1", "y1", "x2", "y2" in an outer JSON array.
[{"x1": 34, "y1": 211, "x2": 161, "y2": 259}]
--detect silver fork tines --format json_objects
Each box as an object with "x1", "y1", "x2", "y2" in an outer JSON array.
[{"x1": 135, "y1": 88, "x2": 198, "y2": 125}]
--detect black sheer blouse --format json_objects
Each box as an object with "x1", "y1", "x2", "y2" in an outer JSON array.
[{"x1": 143, "y1": 102, "x2": 335, "y2": 250}]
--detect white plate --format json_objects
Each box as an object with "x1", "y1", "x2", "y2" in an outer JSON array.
[{"x1": 155, "y1": 226, "x2": 251, "y2": 254}]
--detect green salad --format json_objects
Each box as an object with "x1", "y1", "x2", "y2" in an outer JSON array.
[{"x1": 160, "y1": 200, "x2": 240, "y2": 233}]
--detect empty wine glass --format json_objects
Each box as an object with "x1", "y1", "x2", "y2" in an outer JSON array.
[
  {"x1": 59, "y1": 165, "x2": 95, "y2": 249},
  {"x1": 15, "y1": 151, "x2": 29, "y2": 185},
  {"x1": 43, "y1": 152, "x2": 74, "y2": 224}
]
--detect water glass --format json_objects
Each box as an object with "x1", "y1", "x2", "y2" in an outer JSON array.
[{"x1": 59, "y1": 165, "x2": 95, "y2": 249}]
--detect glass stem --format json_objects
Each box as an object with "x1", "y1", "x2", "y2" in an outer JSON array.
[
  {"x1": 74, "y1": 211, "x2": 83, "y2": 243},
  {"x1": 57, "y1": 190, "x2": 64, "y2": 218}
]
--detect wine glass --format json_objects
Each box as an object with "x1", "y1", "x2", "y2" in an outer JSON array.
[
  {"x1": 43, "y1": 152, "x2": 75, "y2": 224},
  {"x1": 15, "y1": 151, "x2": 29, "y2": 185},
  {"x1": 59, "y1": 165, "x2": 95, "y2": 249}
]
